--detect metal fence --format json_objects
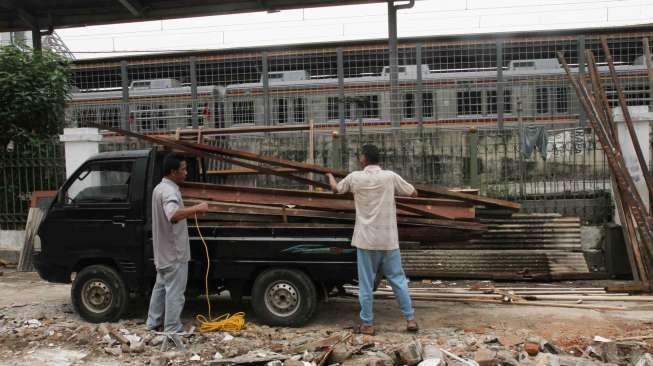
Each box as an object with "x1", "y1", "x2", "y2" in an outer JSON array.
[
  {"x1": 66, "y1": 28, "x2": 652, "y2": 135},
  {"x1": 213, "y1": 124, "x2": 612, "y2": 223},
  {"x1": 0, "y1": 141, "x2": 65, "y2": 230},
  {"x1": 0, "y1": 123, "x2": 613, "y2": 230}
]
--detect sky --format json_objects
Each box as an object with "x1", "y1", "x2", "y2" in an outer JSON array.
[{"x1": 55, "y1": 0, "x2": 653, "y2": 60}]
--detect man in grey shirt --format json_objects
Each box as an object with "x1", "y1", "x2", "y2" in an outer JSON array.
[{"x1": 146, "y1": 153, "x2": 208, "y2": 337}]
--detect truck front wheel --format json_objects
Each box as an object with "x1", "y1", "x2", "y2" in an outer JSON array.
[
  {"x1": 71, "y1": 265, "x2": 128, "y2": 323},
  {"x1": 251, "y1": 268, "x2": 317, "y2": 327}
]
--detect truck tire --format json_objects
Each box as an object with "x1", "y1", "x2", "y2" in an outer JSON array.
[
  {"x1": 251, "y1": 268, "x2": 317, "y2": 327},
  {"x1": 71, "y1": 265, "x2": 128, "y2": 323}
]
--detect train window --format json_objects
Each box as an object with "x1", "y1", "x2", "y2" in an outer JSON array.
[
  {"x1": 457, "y1": 91, "x2": 482, "y2": 115},
  {"x1": 100, "y1": 107, "x2": 121, "y2": 128},
  {"x1": 138, "y1": 104, "x2": 153, "y2": 131},
  {"x1": 233, "y1": 101, "x2": 255, "y2": 124},
  {"x1": 536, "y1": 87, "x2": 549, "y2": 114},
  {"x1": 504, "y1": 90, "x2": 512, "y2": 114},
  {"x1": 487, "y1": 90, "x2": 512, "y2": 115},
  {"x1": 361, "y1": 95, "x2": 379, "y2": 119},
  {"x1": 156, "y1": 105, "x2": 168, "y2": 130},
  {"x1": 327, "y1": 97, "x2": 338, "y2": 120},
  {"x1": 403, "y1": 93, "x2": 415, "y2": 119},
  {"x1": 422, "y1": 92, "x2": 434, "y2": 118},
  {"x1": 274, "y1": 98, "x2": 288, "y2": 124},
  {"x1": 80, "y1": 108, "x2": 98, "y2": 126},
  {"x1": 293, "y1": 98, "x2": 305, "y2": 123},
  {"x1": 555, "y1": 87, "x2": 568, "y2": 113},
  {"x1": 623, "y1": 84, "x2": 650, "y2": 106}
]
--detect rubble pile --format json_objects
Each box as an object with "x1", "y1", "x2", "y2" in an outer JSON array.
[{"x1": 1, "y1": 307, "x2": 651, "y2": 366}]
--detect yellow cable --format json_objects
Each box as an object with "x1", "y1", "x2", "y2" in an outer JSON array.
[{"x1": 194, "y1": 214, "x2": 246, "y2": 333}]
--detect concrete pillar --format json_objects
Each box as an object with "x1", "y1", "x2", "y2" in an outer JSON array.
[
  {"x1": 612, "y1": 106, "x2": 652, "y2": 221},
  {"x1": 59, "y1": 128, "x2": 103, "y2": 178}
]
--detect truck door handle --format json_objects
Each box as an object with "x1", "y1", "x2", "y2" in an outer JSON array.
[{"x1": 112, "y1": 215, "x2": 126, "y2": 228}]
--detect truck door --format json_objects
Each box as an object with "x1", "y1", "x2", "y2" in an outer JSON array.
[{"x1": 43, "y1": 159, "x2": 144, "y2": 289}]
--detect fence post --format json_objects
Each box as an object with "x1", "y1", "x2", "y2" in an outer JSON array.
[
  {"x1": 121, "y1": 61, "x2": 129, "y2": 130},
  {"x1": 190, "y1": 57, "x2": 198, "y2": 129},
  {"x1": 496, "y1": 40, "x2": 504, "y2": 130},
  {"x1": 577, "y1": 35, "x2": 586, "y2": 126},
  {"x1": 416, "y1": 43, "x2": 423, "y2": 134},
  {"x1": 468, "y1": 128, "x2": 479, "y2": 188},
  {"x1": 336, "y1": 48, "x2": 346, "y2": 169},
  {"x1": 59, "y1": 128, "x2": 102, "y2": 178},
  {"x1": 262, "y1": 53, "x2": 270, "y2": 126}
]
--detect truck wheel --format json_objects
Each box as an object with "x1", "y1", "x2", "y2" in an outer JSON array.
[
  {"x1": 251, "y1": 268, "x2": 317, "y2": 327},
  {"x1": 71, "y1": 265, "x2": 128, "y2": 323}
]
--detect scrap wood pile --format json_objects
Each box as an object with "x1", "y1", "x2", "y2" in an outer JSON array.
[
  {"x1": 94, "y1": 125, "x2": 593, "y2": 280},
  {"x1": 344, "y1": 284, "x2": 653, "y2": 311},
  {"x1": 558, "y1": 37, "x2": 653, "y2": 290}
]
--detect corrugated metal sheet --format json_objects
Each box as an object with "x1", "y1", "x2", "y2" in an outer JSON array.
[{"x1": 400, "y1": 214, "x2": 595, "y2": 280}]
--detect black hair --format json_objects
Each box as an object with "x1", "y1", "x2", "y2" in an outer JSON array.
[
  {"x1": 361, "y1": 144, "x2": 380, "y2": 164},
  {"x1": 162, "y1": 153, "x2": 185, "y2": 176}
]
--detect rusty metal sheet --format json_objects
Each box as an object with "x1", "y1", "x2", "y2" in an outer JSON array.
[{"x1": 182, "y1": 182, "x2": 476, "y2": 220}]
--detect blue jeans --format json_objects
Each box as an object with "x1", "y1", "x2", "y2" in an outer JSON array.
[
  {"x1": 357, "y1": 248, "x2": 415, "y2": 325},
  {"x1": 146, "y1": 261, "x2": 188, "y2": 333}
]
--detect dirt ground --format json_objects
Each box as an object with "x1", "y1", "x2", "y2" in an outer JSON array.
[{"x1": 1, "y1": 269, "x2": 652, "y2": 366}]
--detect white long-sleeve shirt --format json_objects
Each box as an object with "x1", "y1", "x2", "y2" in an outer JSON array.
[{"x1": 336, "y1": 165, "x2": 416, "y2": 250}]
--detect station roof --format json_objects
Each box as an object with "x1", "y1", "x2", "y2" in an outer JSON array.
[{"x1": 0, "y1": 0, "x2": 385, "y2": 32}]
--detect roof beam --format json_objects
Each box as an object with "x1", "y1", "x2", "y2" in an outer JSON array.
[
  {"x1": 116, "y1": 0, "x2": 143, "y2": 16},
  {"x1": 0, "y1": 0, "x2": 35, "y2": 27}
]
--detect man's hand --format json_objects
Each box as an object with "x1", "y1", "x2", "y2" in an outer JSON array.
[
  {"x1": 171, "y1": 201, "x2": 210, "y2": 222},
  {"x1": 193, "y1": 202, "x2": 209, "y2": 215},
  {"x1": 325, "y1": 173, "x2": 338, "y2": 193},
  {"x1": 410, "y1": 189, "x2": 418, "y2": 198}
]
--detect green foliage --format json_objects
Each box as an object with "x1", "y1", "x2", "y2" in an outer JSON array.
[{"x1": 0, "y1": 45, "x2": 71, "y2": 147}]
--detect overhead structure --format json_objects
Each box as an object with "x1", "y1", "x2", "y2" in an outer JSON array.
[{"x1": 0, "y1": 1, "x2": 386, "y2": 33}]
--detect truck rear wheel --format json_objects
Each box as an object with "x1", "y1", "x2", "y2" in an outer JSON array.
[
  {"x1": 71, "y1": 265, "x2": 128, "y2": 323},
  {"x1": 251, "y1": 268, "x2": 317, "y2": 327}
]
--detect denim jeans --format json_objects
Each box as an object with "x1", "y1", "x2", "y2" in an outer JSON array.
[
  {"x1": 357, "y1": 248, "x2": 414, "y2": 325},
  {"x1": 146, "y1": 261, "x2": 188, "y2": 333}
]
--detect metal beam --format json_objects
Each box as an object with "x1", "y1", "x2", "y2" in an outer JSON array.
[
  {"x1": 387, "y1": 0, "x2": 415, "y2": 128},
  {"x1": 117, "y1": 0, "x2": 143, "y2": 16},
  {"x1": 182, "y1": 182, "x2": 476, "y2": 220}
]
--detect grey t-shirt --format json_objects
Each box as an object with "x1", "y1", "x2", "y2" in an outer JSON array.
[{"x1": 151, "y1": 177, "x2": 190, "y2": 269}]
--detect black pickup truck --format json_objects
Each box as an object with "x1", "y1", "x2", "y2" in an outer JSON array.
[{"x1": 34, "y1": 149, "x2": 357, "y2": 326}]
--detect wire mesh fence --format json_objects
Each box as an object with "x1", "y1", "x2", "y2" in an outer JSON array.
[
  {"x1": 0, "y1": 141, "x2": 65, "y2": 230},
  {"x1": 66, "y1": 29, "x2": 652, "y2": 133}
]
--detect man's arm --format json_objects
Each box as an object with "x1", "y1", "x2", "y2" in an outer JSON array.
[
  {"x1": 393, "y1": 172, "x2": 418, "y2": 198},
  {"x1": 326, "y1": 173, "x2": 338, "y2": 193},
  {"x1": 170, "y1": 202, "x2": 209, "y2": 223}
]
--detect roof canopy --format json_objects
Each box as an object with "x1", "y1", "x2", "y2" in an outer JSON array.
[{"x1": 0, "y1": 0, "x2": 385, "y2": 32}]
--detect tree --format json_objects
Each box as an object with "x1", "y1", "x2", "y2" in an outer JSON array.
[{"x1": 0, "y1": 45, "x2": 71, "y2": 148}]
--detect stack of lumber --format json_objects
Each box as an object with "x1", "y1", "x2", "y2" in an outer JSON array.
[{"x1": 344, "y1": 285, "x2": 653, "y2": 310}]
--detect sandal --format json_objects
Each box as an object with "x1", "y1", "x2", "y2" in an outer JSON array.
[
  {"x1": 352, "y1": 324, "x2": 376, "y2": 335},
  {"x1": 406, "y1": 319, "x2": 419, "y2": 332}
]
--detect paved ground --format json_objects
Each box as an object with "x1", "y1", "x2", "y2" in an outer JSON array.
[{"x1": 1, "y1": 269, "x2": 652, "y2": 365}]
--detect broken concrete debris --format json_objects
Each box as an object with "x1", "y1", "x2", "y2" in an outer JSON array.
[{"x1": 0, "y1": 299, "x2": 651, "y2": 366}]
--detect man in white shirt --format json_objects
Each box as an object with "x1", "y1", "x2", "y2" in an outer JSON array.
[{"x1": 326, "y1": 144, "x2": 419, "y2": 335}]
